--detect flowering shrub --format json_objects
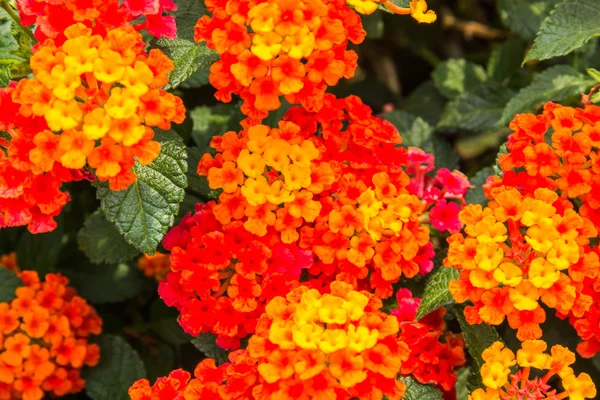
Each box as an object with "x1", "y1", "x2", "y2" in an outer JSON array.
[
  {"x1": 0, "y1": 267, "x2": 102, "y2": 400},
  {"x1": 1, "y1": 0, "x2": 600, "y2": 399}
]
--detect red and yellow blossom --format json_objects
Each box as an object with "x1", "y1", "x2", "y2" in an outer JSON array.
[
  {"x1": 133, "y1": 282, "x2": 411, "y2": 400},
  {"x1": 198, "y1": 95, "x2": 441, "y2": 299},
  {"x1": 489, "y1": 102, "x2": 600, "y2": 232},
  {"x1": 10, "y1": 23, "x2": 185, "y2": 191},
  {"x1": 0, "y1": 84, "x2": 87, "y2": 234},
  {"x1": 469, "y1": 340, "x2": 596, "y2": 400},
  {"x1": 0, "y1": 269, "x2": 102, "y2": 400},
  {"x1": 445, "y1": 186, "x2": 598, "y2": 340},
  {"x1": 17, "y1": 0, "x2": 179, "y2": 45},
  {"x1": 193, "y1": 0, "x2": 434, "y2": 122},
  {"x1": 392, "y1": 289, "x2": 466, "y2": 395}
]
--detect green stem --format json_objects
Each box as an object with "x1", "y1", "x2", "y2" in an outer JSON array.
[{"x1": 0, "y1": 1, "x2": 36, "y2": 42}]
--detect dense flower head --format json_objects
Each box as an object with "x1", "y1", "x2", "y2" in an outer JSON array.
[
  {"x1": 445, "y1": 186, "x2": 598, "y2": 341},
  {"x1": 198, "y1": 94, "x2": 454, "y2": 299},
  {"x1": 17, "y1": 0, "x2": 178, "y2": 45},
  {"x1": 193, "y1": 0, "x2": 434, "y2": 122},
  {"x1": 392, "y1": 289, "x2": 466, "y2": 394},
  {"x1": 0, "y1": 269, "x2": 102, "y2": 400},
  {"x1": 489, "y1": 102, "x2": 600, "y2": 231},
  {"x1": 159, "y1": 202, "x2": 309, "y2": 349},
  {"x1": 138, "y1": 252, "x2": 171, "y2": 281},
  {"x1": 10, "y1": 23, "x2": 185, "y2": 191},
  {"x1": 246, "y1": 282, "x2": 410, "y2": 399},
  {"x1": 469, "y1": 340, "x2": 596, "y2": 400},
  {"x1": 0, "y1": 84, "x2": 86, "y2": 234}
]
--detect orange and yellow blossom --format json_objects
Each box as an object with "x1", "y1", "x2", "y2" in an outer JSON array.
[
  {"x1": 129, "y1": 282, "x2": 410, "y2": 400},
  {"x1": 445, "y1": 186, "x2": 598, "y2": 340},
  {"x1": 199, "y1": 95, "x2": 432, "y2": 298},
  {"x1": 0, "y1": 269, "x2": 102, "y2": 400},
  {"x1": 194, "y1": 0, "x2": 434, "y2": 123},
  {"x1": 469, "y1": 341, "x2": 596, "y2": 400},
  {"x1": 11, "y1": 23, "x2": 185, "y2": 191}
]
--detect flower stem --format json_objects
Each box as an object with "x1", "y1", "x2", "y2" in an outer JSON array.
[{"x1": 0, "y1": 1, "x2": 36, "y2": 43}]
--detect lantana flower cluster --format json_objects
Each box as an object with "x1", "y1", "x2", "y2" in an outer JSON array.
[
  {"x1": 133, "y1": 282, "x2": 413, "y2": 400},
  {"x1": 18, "y1": 0, "x2": 178, "y2": 45},
  {"x1": 158, "y1": 202, "x2": 308, "y2": 349},
  {"x1": 446, "y1": 186, "x2": 598, "y2": 341},
  {"x1": 0, "y1": 84, "x2": 86, "y2": 233},
  {"x1": 199, "y1": 94, "x2": 460, "y2": 298},
  {"x1": 469, "y1": 341, "x2": 595, "y2": 400},
  {"x1": 193, "y1": 0, "x2": 434, "y2": 123},
  {"x1": 392, "y1": 289, "x2": 466, "y2": 395},
  {"x1": 481, "y1": 103, "x2": 600, "y2": 358},
  {"x1": 0, "y1": 270, "x2": 102, "y2": 400},
  {"x1": 11, "y1": 23, "x2": 184, "y2": 191}
]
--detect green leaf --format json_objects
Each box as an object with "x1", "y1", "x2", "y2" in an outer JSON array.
[
  {"x1": 83, "y1": 335, "x2": 145, "y2": 400},
  {"x1": 498, "y1": 0, "x2": 562, "y2": 40},
  {"x1": 190, "y1": 104, "x2": 235, "y2": 150},
  {"x1": 191, "y1": 333, "x2": 229, "y2": 365},
  {"x1": 97, "y1": 136, "x2": 187, "y2": 254},
  {"x1": 398, "y1": 377, "x2": 443, "y2": 400},
  {"x1": 172, "y1": 0, "x2": 207, "y2": 39},
  {"x1": 524, "y1": 0, "x2": 600, "y2": 62},
  {"x1": 487, "y1": 39, "x2": 528, "y2": 83},
  {"x1": 415, "y1": 266, "x2": 459, "y2": 320},
  {"x1": 587, "y1": 68, "x2": 600, "y2": 82},
  {"x1": 77, "y1": 211, "x2": 140, "y2": 265},
  {"x1": 0, "y1": 64, "x2": 10, "y2": 87},
  {"x1": 186, "y1": 147, "x2": 220, "y2": 200},
  {"x1": 0, "y1": 268, "x2": 21, "y2": 302},
  {"x1": 465, "y1": 167, "x2": 495, "y2": 207},
  {"x1": 432, "y1": 59, "x2": 488, "y2": 99},
  {"x1": 384, "y1": 110, "x2": 458, "y2": 170},
  {"x1": 454, "y1": 304, "x2": 503, "y2": 389},
  {"x1": 64, "y1": 262, "x2": 143, "y2": 304},
  {"x1": 438, "y1": 82, "x2": 515, "y2": 133},
  {"x1": 455, "y1": 367, "x2": 471, "y2": 400},
  {"x1": 149, "y1": 300, "x2": 192, "y2": 345},
  {"x1": 400, "y1": 81, "x2": 446, "y2": 126},
  {"x1": 500, "y1": 65, "x2": 594, "y2": 124},
  {"x1": 156, "y1": 37, "x2": 218, "y2": 90},
  {"x1": 16, "y1": 224, "x2": 65, "y2": 274}
]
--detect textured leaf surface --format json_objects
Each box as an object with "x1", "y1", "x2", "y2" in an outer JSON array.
[
  {"x1": 84, "y1": 335, "x2": 145, "y2": 400},
  {"x1": 415, "y1": 266, "x2": 459, "y2": 320},
  {"x1": 191, "y1": 333, "x2": 229, "y2": 365},
  {"x1": 438, "y1": 82, "x2": 515, "y2": 132},
  {"x1": 466, "y1": 167, "x2": 496, "y2": 207},
  {"x1": 77, "y1": 211, "x2": 140, "y2": 265},
  {"x1": 501, "y1": 65, "x2": 594, "y2": 124},
  {"x1": 156, "y1": 38, "x2": 218, "y2": 90},
  {"x1": 399, "y1": 377, "x2": 443, "y2": 400},
  {"x1": 498, "y1": 0, "x2": 562, "y2": 40},
  {"x1": 432, "y1": 59, "x2": 488, "y2": 99},
  {"x1": 98, "y1": 137, "x2": 187, "y2": 254},
  {"x1": 384, "y1": 110, "x2": 459, "y2": 170},
  {"x1": 64, "y1": 263, "x2": 143, "y2": 304},
  {"x1": 525, "y1": 0, "x2": 600, "y2": 62},
  {"x1": 0, "y1": 269, "x2": 21, "y2": 302}
]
